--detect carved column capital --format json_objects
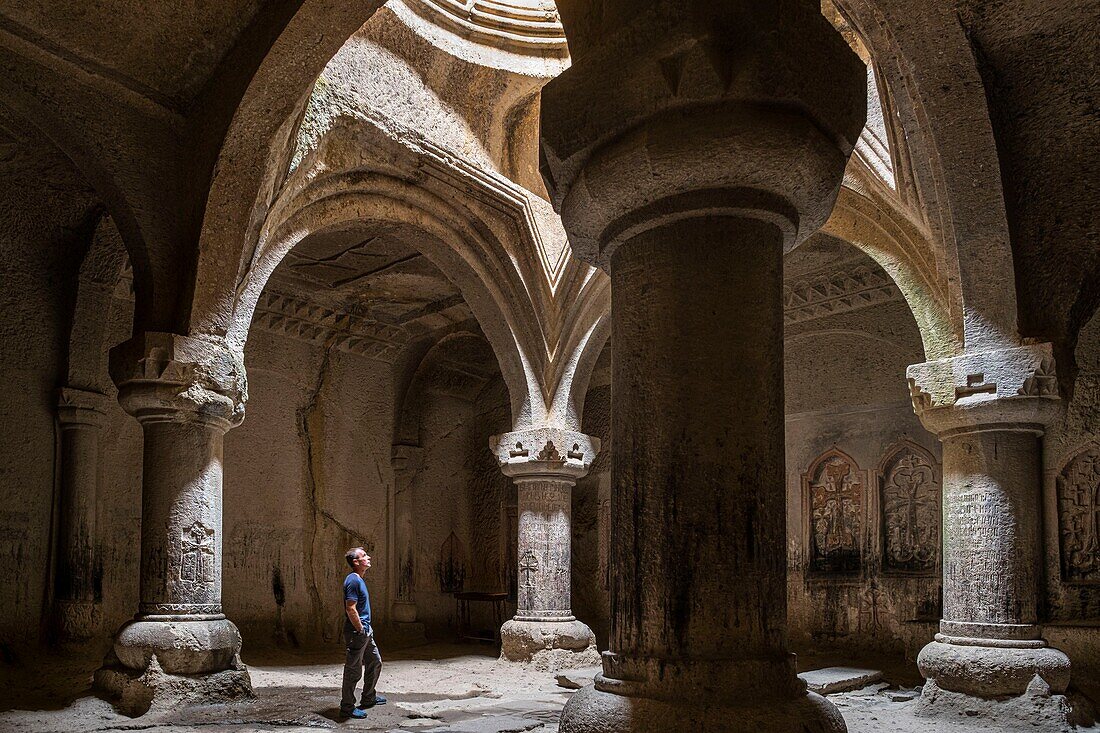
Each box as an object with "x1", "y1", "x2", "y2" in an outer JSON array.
[
  {"x1": 109, "y1": 332, "x2": 247, "y2": 431},
  {"x1": 906, "y1": 343, "x2": 1063, "y2": 438},
  {"x1": 540, "y1": 2, "x2": 866, "y2": 269},
  {"x1": 491, "y1": 427, "x2": 600, "y2": 482},
  {"x1": 57, "y1": 387, "x2": 108, "y2": 427}
]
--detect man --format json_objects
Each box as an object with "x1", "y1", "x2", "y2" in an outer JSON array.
[{"x1": 340, "y1": 547, "x2": 385, "y2": 719}]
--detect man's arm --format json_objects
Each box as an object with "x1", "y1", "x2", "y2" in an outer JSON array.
[{"x1": 345, "y1": 599, "x2": 364, "y2": 633}]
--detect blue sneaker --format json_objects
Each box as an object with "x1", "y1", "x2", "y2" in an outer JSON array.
[
  {"x1": 349, "y1": 708, "x2": 369, "y2": 719},
  {"x1": 359, "y1": 695, "x2": 387, "y2": 708}
]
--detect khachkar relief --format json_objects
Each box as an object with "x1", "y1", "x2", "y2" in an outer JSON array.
[
  {"x1": 804, "y1": 449, "x2": 865, "y2": 575},
  {"x1": 1058, "y1": 446, "x2": 1100, "y2": 582},
  {"x1": 880, "y1": 442, "x2": 940, "y2": 574}
]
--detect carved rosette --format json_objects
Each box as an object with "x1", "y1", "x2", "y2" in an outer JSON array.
[{"x1": 1057, "y1": 445, "x2": 1100, "y2": 582}]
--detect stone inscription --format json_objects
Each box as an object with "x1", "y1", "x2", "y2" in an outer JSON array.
[
  {"x1": 808, "y1": 453, "x2": 863, "y2": 574},
  {"x1": 881, "y1": 447, "x2": 939, "y2": 574},
  {"x1": 1059, "y1": 447, "x2": 1100, "y2": 582}
]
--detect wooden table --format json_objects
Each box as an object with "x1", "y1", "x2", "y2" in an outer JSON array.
[{"x1": 454, "y1": 591, "x2": 509, "y2": 643}]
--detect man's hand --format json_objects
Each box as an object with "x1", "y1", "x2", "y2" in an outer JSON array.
[{"x1": 345, "y1": 599, "x2": 365, "y2": 634}]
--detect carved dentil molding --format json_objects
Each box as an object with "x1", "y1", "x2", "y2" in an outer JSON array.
[{"x1": 784, "y1": 262, "x2": 902, "y2": 324}]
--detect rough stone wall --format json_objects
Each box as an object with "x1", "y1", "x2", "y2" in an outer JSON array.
[
  {"x1": 0, "y1": 136, "x2": 102, "y2": 655},
  {"x1": 223, "y1": 331, "x2": 394, "y2": 647},
  {"x1": 785, "y1": 296, "x2": 940, "y2": 656},
  {"x1": 1041, "y1": 310, "x2": 1100, "y2": 681}
]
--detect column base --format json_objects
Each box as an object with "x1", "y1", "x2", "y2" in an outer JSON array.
[
  {"x1": 112, "y1": 616, "x2": 244, "y2": 675},
  {"x1": 499, "y1": 618, "x2": 599, "y2": 668},
  {"x1": 558, "y1": 680, "x2": 845, "y2": 733},
  {"x1": 916, "y1": 679, "x2": 1074, "y2": 731},
  {"x1": 917, "y1": 638, "x2": 1071, "y2": 698},
  {"x1": 95, "y1": 652, "x2": 253, "y2": 717}
]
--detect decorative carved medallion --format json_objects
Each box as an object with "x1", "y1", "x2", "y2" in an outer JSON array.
[
  {"x1": 805, "y1": 450, "x2": 863, "y2": 575},
  {"x1": 1059, "y1": 447, "x2": 1100, "y2": 582},
  {"x1": 180, "y1": 522, "x2": 215, "y2": 583},
  {"x1": 880, "y1": 444, "x2": 939, "y2": 574}
]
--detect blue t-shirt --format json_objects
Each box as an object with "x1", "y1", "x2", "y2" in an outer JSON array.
[{"x1": 343, "y1": 572, "x2": 371, "y2": 629}]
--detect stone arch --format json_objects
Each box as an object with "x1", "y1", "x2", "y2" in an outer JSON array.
[
  {"x1": 833, "y1": 0, "x2": 1021, "y2": 354},
  {"x1": 394, "y1": 330, "x2": 499, "y2": 446},
  {"x1": 877, "y1": 439, "x2": 940, "y2": 576},
  {"x1": 821, "y1": 187, "x2": 956, "y2": 360},
  {"x1": 546, "y1": 268, "x2": 611, "y2": 430},
  {"x1": 802, "y1": 448, "x2": 871, "y2": 577},
  {"x1": 230, "y1": 163, "x2": 546, "y2": 429},
  {"x1": 65, "y1": 214, "x2": 132, "y2": 392}
]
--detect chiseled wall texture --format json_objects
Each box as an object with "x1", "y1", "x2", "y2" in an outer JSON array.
[
  {"x1": 1042, "y1": 311, "x2": 1100, "y2": 680},
  {"x1": 223, "y1": 331, "x2": 395, "y2": 647}
]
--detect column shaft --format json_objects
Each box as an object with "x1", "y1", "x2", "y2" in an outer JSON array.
[
  {"x1": 58, "y1": 421, "x2": 101, "y2": 602},
  {"x1": 606, "y1": 216, "x2": 794, "y2": 688},
  {"x1": 940, "y1": 430, "x2": 1041, "y2": 636},
  {"x1": 137, "y1": 419, "x2": 227, "y2": 617},
  {"x1": 516, "y1": 478, "x2": 574, "y2": 621}
]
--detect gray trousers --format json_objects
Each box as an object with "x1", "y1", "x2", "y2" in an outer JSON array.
[{"x1": 341, "y1": 626, "x2": 383, "y2": 712}]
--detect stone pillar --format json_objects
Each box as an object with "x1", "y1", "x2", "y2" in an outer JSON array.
[
  {"x1": 539, "y1": 2, "x2": 866, "y2": 730},
  {"x1": 55, "y1": 387, "x2": 108, "y2": 639},
  {"x1": 390, "y1": 444, "x2": 423, "y2": 627},
  {"x1": 907, "y1": 344, "x2": 1072, "y2": 720},
  {"x1": 96, "y1": 333, "x2": 252, "y2": 711},
  {"x1": 493, "y1": 428, "x2": 600, "y2": 666}
]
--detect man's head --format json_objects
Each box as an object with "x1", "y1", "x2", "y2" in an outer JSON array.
[{"x1": 345, "y1": 547, "x2": 371, "y2": 575}]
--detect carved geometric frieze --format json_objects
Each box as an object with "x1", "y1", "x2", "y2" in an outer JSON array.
[
  {"x1": 252, "y1": 291, "x2": 411, "y2": 362},
  {"x1": 1058, "y1": 446, "x2": 1100, "y2": 583},
  {"x1": 879, "y1": 441, "x2": 940, "y2": 575},
  {"x1": 803, "y1": 449, "x2": 867, "y2": 576},
  {"x1": 784, "y1": 263, "x2": 902, "y2": 325}
]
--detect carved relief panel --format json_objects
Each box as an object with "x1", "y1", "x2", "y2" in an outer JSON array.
[
  {"x1": 879, "y1": 442, "x2": 940, "y2": 575},
  {"x1": 803, "y1": 449, "x2": 867, "y2": 575},
  {"x1": 1058, "y1": 446, "x2": 1100, "y2": 582}
]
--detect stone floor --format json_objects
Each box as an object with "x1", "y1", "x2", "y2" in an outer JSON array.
[{"x1": 1, "y1": 643, "x2": 1097, "y2": 732}]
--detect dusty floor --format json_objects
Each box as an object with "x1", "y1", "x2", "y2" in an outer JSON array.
[{"x1": 0, "y1": 642, "x2": 1096, "y2": 732}]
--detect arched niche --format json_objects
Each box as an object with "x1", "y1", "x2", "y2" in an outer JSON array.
[
  {"x1": 801, "y1": 448, "x2": 871, "y2": 578},
  {"x1": 877, "y1": 439, "x2": 940, "y2": 576}
]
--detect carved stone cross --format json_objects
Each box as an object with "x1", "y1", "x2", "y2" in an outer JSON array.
[{"x1": 519, "y1": 548, "x2": 540, "y2": 591}]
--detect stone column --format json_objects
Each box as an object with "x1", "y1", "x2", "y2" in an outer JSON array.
[
  {"x1": 493, "y1": 428, "x2": 600, "y2": 666},
  {"x1": 390, "y1": 444, "x2": 423, "y2": 626},
  {"x1": 55, "y1": 387, "x2": 108, "y2": 639},
  {"x1": 540, "y1": 3, "x2": 866, "y2": 730},
  {"x1": 96, "y1": 332, "x2": 252, "y2": 710},
  {"x1": 907, "y1": 344, "x2": 1072, "y2": 720}
]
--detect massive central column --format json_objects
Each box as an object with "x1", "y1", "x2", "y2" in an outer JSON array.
[
  {"x1": 494, "y1": 428, "x2": 600, "y2": 666},
  {"x1": 540, "y1": 2, "x2": 865, "y2": 730},
  {"x1": 96, "y1": 333, "x2": 252, "y2": 712},
  {"x1": 907, "y1": 344, "x2": 1072, "y2": 722}
]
